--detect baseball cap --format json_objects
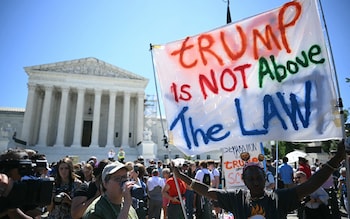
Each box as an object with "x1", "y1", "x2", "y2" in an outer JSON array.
[{"x1": 102, "y1": 161, "x2": 131, "y2": 181}]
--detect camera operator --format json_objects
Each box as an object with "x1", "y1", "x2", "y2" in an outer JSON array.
[
  {"x1": 47, "y1": 157, "x2": 82, "y2": 219},
  {"x1": 31, "y1": 153, "x2": 51, "y2": 178},
  {"x1": 0, "y1": 148, "x2": 54, "y2": 219}
]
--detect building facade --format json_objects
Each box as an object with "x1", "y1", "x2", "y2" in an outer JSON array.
[
  {"x1": 19, "y1": 57, "x2": 150, "y2": 162},
  {"x1": 1, "y1": 57, "x2": 221, "y2": 163}
]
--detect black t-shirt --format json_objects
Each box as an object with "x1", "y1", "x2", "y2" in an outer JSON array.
[{"x1": 216, "y1": 188, "x2": 300, "y2": 219}]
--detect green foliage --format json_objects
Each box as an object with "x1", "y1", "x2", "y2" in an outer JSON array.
[
  {"x1": 344, "y1": 109, "x2": 349, "y2": 123},
  {"x1": 328, "y1": 140, "x2": 341, "y2": 152},
  {"x1": 263, "y1": 147, "x2": 270, "y2": 156},
  {"x1": 269, "y1": 141, "x2": 309, "y2": 159},
  {"x1": 346, "y1": 123, "x2": 350, "y2": 137},
  {"x1": 183, "y1": 155, "x2": 192, "y2": 160},
  {"x1": 270, "y1": 141, "x2": 288, "y2": 159},
  {"x1": 321, "y1": 140, "x2": 332, "y2": 153},
  {"x1": 272, "y1": 140, "x2": 340, "y2": 158}
]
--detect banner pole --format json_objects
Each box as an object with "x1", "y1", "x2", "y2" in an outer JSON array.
[
  {"x1": 317, "y1": 0, "x2": 349, "y2": 216},
  {"x1": 149, "y1": 44, "x2": 171, "y2": 160},
  {"x1": 149, "y1": 44, "x2": 167, "y2": 140},
  {"x1": 275, "y1": 141, "x2": 279, "y2": 190},
  {"x1": 149, "y1": 44, "x2": 188, "y2": 219}
]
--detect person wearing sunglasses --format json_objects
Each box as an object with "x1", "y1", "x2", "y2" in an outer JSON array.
[{"x1": 83, "y1": 161, "x2": 138, "y2": 219}]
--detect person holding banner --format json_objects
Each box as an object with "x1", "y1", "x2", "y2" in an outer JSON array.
[{"x1": 171, "y1": 140, "x2": 345, "y2": 219}]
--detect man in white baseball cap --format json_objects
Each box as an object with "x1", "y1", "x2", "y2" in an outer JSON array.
[{"x1": 83, "y1": 161, "x2": 137, "y2": 219}]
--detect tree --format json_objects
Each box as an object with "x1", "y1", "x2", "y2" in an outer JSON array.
[
  {"x1": 268, "y1": 141, "x2": 306, "y2": 160},
  {"x1": 344, "y1": 109, "x2": 349, "y2": 123},
  {"x1": 321, "y1": 140, "x2": 332, "y2": 153}
]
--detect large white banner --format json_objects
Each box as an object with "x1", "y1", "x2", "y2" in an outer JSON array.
[{"x1": 152, "y1": 0, "x2": 342, "y2": 156}]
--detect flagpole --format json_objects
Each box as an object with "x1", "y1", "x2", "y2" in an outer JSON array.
[
  {"x1": 149, "y1": 44, "x2": 188, "y2": 219},
  {"x1": 226, "y1": 0, "x2": 232, "y2": 24},
  {"x1": 317, "y1": 0, "x2": 349, "y2": 216}
]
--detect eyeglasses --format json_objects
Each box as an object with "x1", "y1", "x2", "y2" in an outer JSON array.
[{"x1": 110, "y1": 175, "x2": 128, "y2": 183}]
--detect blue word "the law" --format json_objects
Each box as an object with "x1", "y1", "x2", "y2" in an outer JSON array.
[{"x1": 169, "y1": 80, "x2": 312, "y2": 149}]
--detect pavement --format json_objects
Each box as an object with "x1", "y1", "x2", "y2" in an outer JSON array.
[
  {"x1": 41, "y1": 204, "x2": 348, "y2": 218},
  {"x1": 286, "y1": 212, "x2": 298, "y2": 219},
  {"x1": 162, "y1": 210, "x2": 348, "y2": 219},
  {"x1": 286, "y1": 209, "x2": 348, "y2": 219}
]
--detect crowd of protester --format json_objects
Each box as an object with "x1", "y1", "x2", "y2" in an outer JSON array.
[
  {"x1": 173, "y1": 140, "x2": 346, "y2": 219},
  {"x1": 0, "y1": 139, "x2": 348, "y2": 219}
]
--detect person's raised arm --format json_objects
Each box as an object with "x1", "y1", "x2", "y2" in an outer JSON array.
[
  {"x1": 295, "y1": 140, "x2": 345, "y2": 200},
  {"x1": 171, "y1": 163, "x2": 218, "y2": 200}
]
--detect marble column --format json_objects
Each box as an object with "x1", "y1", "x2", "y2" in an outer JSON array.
[
  {"x1": 72, "y1": 88, "x2": 85, "y2": 147},
  {"x1": 121, "y1": 91, "x2": 130, "y2": 147},
  {"x1": 136, "y1": 92, "x2": 145, "y2": 144},
  {"x1": 106, "y1": 90, "x2": 117, "y2": 148},
  {"x1": 38, "y1": 85, "x2": 53, "y2": 146},
  {"x1": 54, "y1": 86, "x2": 70, "y2": 146},
  {"x1": 21, "y1": 83, "x2": 37, "y2": 145},
  {"x1": 90, "y1": 89, "x2": 102, "y2": 147}
]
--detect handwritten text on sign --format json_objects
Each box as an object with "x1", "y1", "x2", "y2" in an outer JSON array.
[
  {"x1": 153, "y1": 0, "x2": 341, "y2": 155},
  {"x1": 222, "y1": 142, "x2": 264, "y2": 188}
]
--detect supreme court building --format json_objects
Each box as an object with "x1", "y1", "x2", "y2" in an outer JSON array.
[
  {"x1": 1, "y1": 57, "x2": 220, "y2": 163},
  {"x1": 19, "y1": 57, "x2": 152, "y2": 162}
]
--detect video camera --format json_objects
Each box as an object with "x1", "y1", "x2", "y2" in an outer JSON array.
[
  {"x1": 53, "y1": 192, "x2": 65, "y2": 205},
  {"x1": 0, "y1": 158, "x2": 34, "y2": 177},
  {"x1": 0, "y1": 156, "x2": 54, "y2": 213},
  {"x1": 52, "y1": 185, "x2": 70, "y2": 205}
]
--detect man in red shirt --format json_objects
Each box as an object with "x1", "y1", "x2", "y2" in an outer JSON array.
[{"x1": 298, "y1": 157, "x2": 312, "y2": 178}]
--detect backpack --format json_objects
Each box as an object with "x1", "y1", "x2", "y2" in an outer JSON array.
[
  {"x1": 197, "y1": 173, "x2": 212, "y2": 219},
  {"x1": 218, "y1": 167, "x2": 223, "y2": 189},
  {"x1": 203, "y1": 173, "x2": 211, "y2": 186}
]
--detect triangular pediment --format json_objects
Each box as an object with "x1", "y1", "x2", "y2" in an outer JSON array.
[{"x1": 25, "y1": 57, "x2": 146, "y2": 80}]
